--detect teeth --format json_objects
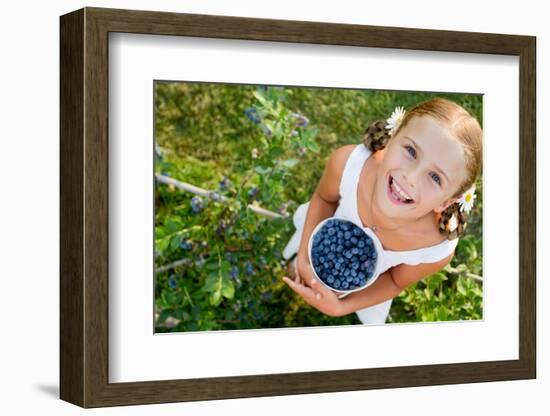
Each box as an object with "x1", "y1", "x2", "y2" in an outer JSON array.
[
  {"x1": 391, "y1": 177, "x2": 412, "y2": 202},
  {"x1": 391, "y1": 189, "x2": 404, "y2": 202}
]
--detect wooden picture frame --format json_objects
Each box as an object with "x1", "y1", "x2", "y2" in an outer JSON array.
[{"x1": 60, "y1": 7, "x2": 536, "y2": 408}]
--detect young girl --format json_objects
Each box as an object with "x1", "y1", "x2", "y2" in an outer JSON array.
[{"x1": 281, "y1": 97, "x2": 482, "y2": 324}]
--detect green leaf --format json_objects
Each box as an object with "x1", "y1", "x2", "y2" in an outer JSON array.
[
  {"x1": 281, "y1": 159, "x2": 299, "y2": 168},
  {"x1": 436, "y1": 307, "x2": 448, "y2": 321},
  {"x1": 203, "y1": 258, "x2": 218, "y2": 272},
  {"x1": 266, "y1": 87, "x2": 280, "y2": 102},
  {"x1": 269, "y1": 145, "x2": 284, "y2": 158},
  {"x1": 209, "y1": 290, "x2": 222, "y2": 306},
  {"x1": 221, "y1": 279, "x2": 235, "y2": 299},
  {"x1": 422, "y1": 310, "x2": 434, "y2": 321},
  {"x1": 164, "y1": 291, "x2": 181, "y2": 306},
  {"x1": 165, "y1": 217, "x2": 182, "y2": 234},
  {"x1": 156, "y1": 236, "x2": 170, "y2": 253},
  {"x1": 170, "y1": 233, "x2": 183, "y2": 250},
  {"x1": 457, "y1": 279, "x2": 467, "y2": 296},
  {"x1": 252, "y1": 91, "x2": 268, "y2": 106},
  {"x1": 427, "y1": 273, "x2": 444, "y2": 290},
  {"x1": 202, "y1": 272, "x2": 220, "y2": 293},
  {"x1": 458, "y1": 236, "x2": 478, "y2": 260},
  {"x1": 254, "y1": 166, "x2": 271, "y2": 175},
  {"x1": 306, "y1": 140, "x2": 320, "y2": 153},
  {"x1": 220, "y1": 260, "x2": 232, "y2": 275}
]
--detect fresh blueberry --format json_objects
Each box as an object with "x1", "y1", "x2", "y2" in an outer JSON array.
[
  {"x1": 180, "y1": 240, "x2": 192, "y2": 250},
  {"x1": 245, "y1": 261, "x2": 255, "y2": 276},
  {"x1": 190, "y1": 196, "x2": 204, "y2": 213},
  {"x1": 219, "y1": 176, "x2": 230, "y2": 190},
  {"x1": 244, "y1": 107, "x2": 261, "y2": 124},
  {"x1": 210, "y1": 191, "x2": 222, "y2": 201},
  {"x1": 168, "y1": 274, "x2": 177, "y2": 289},
  {"x1": 248, "y1": 186, "x2": 260, "y2": 199}
]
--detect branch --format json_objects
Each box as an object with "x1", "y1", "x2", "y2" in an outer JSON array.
[
  {"x1": 155, "y1": 173, "x2": 289, "y2": 220},
  {"x1": 155, "y1": 258, "x2": 192, "y2": 273},
  {"x1": 445, "y1": 266, "x2": 483, "y2": 283}
]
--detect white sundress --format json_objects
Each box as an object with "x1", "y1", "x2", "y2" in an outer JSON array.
[{"x1": 282, "y1": 144, "x2": 459, "y2": 325}]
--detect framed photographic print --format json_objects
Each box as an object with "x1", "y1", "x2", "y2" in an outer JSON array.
[{"x1": 60, "y1": 7, "x2": 536, "y2": 408}]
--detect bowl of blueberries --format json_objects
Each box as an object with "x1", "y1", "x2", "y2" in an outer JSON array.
[{"x1": 308, "y1": 217, "x2": 383, "y2": 296}]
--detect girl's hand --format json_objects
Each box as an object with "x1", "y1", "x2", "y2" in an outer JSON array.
[{"x1": 282, "y1": 275, "x2": 345, "y2": 317}]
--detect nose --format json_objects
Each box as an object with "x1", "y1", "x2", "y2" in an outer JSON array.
[{"x1": 403, "y1": 166, "x2": 420, "y2": 189}]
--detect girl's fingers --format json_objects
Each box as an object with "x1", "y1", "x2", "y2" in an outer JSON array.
[
  {"x1": 283, "y1": 276, "x2": 301, "y2": 297},
  {"x1": 283, "y1": 277, "x2": 318, "y2": 302},
  {"x1": 309, "y1": 278, "x2": 331, "y2": 299}
]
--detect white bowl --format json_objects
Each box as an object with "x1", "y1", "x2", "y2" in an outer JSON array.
[{"x1": 307, "y1": 217, "x2": 384, "y2": 297}]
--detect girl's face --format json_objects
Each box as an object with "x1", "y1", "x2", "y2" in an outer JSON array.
[{"x1": 374, "y1": 115, "x2": 468, "y2": 221}]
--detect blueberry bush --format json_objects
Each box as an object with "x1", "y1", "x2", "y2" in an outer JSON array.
[{"x1": 154, "y1": 82, "x2": 483, "y2": 331}]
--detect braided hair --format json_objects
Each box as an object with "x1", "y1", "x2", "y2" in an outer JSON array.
[{"x1": 362, "y1": 99, "x2": 482, "y2": 240}]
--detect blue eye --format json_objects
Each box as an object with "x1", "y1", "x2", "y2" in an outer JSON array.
[
  {"x1": 430, "y1": 172, "x2": 441, "y2": 185},
  {"x1": 404, "y1": 145, "x2": 416, "y2": 158}
]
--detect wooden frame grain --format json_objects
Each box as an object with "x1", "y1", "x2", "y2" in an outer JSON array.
[{"x1": 60, "y1": 7, "x2": 536, "y2": 408}]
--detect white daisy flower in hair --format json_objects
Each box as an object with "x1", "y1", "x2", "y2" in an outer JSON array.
[
  {"x1": 459, "y1": 184, "x2": 477, "y2": 214},
  {"x1": 386, "y1": 106, "x2": 407, "y2": 136}
]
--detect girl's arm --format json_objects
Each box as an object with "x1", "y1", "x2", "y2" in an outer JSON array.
[
  {"x1": 339, "y1": 253, "x2": 454, "y2": 315},
  {"x1": 283, "y1": 253, "x2": 453, "y2": 317},
  {"x1": 294, "y1": 145, "x2": 357, "y2": 285}
]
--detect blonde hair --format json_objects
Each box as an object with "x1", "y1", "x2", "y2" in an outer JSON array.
[{"x1": 362, "y1": 97, "x2": 483, "y2": 239}]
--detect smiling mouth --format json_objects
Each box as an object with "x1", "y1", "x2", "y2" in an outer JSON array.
[{"x1": 388, "y1": 175, "x2": 414, "y2": 204}]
